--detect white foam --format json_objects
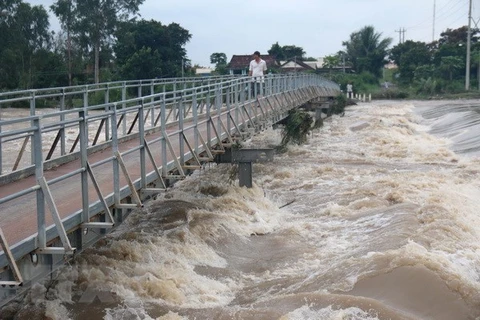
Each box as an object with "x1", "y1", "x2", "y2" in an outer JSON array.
[{"x1": 280, "y1": 305, "x2": 380, "y2": 320}]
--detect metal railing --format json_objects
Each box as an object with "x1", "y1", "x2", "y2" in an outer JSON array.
[{"x1": 0, "y1": 73, "x2": 339, "y2": 280}]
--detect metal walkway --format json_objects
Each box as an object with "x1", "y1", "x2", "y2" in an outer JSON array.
[{"x1": 0, "y1": 74, "x2": 339, "y2": 303}]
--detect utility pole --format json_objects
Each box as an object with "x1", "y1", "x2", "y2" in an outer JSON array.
[
  {"x1": 432, "y1": 0, "x2": 436, "y2": 42},
  {"x1": 395, "y1": 28, "x2": 402, "y2": 44},
  {"x1": 466, "y1": 0, "x2": 472, "y2": 90},
  {"x1": 395, "y1": 28, "x2": 406, "y2": 44}
]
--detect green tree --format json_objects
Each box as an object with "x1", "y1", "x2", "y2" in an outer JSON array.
[
  {"x1": 283, "y1": 45, "x2": 305, "y2": 60},
  {"x1": 343, "y1": 25, "x2": 392, "y2": 78},
  {"x1": 0, "y1": 1, "x2": 53, "y2": 89},
  {"x1": 472, "y1": 49, "x2": 480, "y2": 90},
  {"x1": 115, "y1": 20, "x2": 191, "y2": 79},
  {"x1": 438, "y1": 26, "x2": 479, "y2": 47},
  {"x1": 53, "y1": 0, "x2": 145, "y2": 84},
  {"x1": 268, "y1": 42, "x2": 285, "y2": 60},
  {"x1": 440, "y1": 56, "x2": 463, "y2": 81},
  {"x1": 390, "y1": 40, "x2": 431, "y2": 83},
  {"x1": 323, "y1": 55, "x2": 340, "y2": 73},
  {"x1": 210, "y1": 52, "x2": 228, "y2": 74},
  {"x1": 268, "y1": 42, "x2": 305, "y2": 61},
  {"x1": 210, "y1": 52, "x2": 227, "y2": 65},
  {"x1": 51, "y1": 0, "x2": 75, "y2": 86},
  {"x1": 413, "y1": 64, "x2": 435, "y2": 81}
]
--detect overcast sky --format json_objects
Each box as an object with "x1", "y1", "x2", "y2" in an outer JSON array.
[{"x1": 27, "y1": 0, "x2": 480, "y2": 67}]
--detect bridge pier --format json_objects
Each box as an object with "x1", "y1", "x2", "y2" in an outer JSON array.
[{"x1": 216, "y1": 148, "x2": 274, "y2": 188}]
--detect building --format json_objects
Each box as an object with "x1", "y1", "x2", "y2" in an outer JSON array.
[
  {"x1": 227, "y1": 55, "x2": 278, "y2": 75},
  {"x1": 195, "y1": 67, "x2": 214, "y2": 76},
  {"x1": 279, "y1": 59, "x2": 317, "y2": 73}
]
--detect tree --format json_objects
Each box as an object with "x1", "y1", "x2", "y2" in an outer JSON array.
[
  {"x1": 390, "y1": 40, "x2": 431, "y2": 83},
  {"x1": 438, "y1": 26, "x2": 479, "y2": 47},
  {"x1": 283, "y1": 45, "x2": 305, "y2": 60},
  {"x1": 51, "y1": 0, "x2": 74, "y2": 86},
  {"x1": 115, "y1": 20, "x2": 191, "y2": 79},
  {"x1": 440, "y1": 56, "x2": 463, "y2": 81},
  {"x1": 210, "y1": 52, "x2": 227, "y2": 75},
  {"x1": 343, "y1": 25, "x2": 392, "y2": 78},
  {"x1": 472, "y1": 49, "x2": 480, "y2": 90},
  {"x1": 268, "y1": 42, "x2": 305, "y2": 61},
  {"x1": 268, "y1": 42, "x2": 285, "y2": 60},
  {"x1": 210, "y1": 52, "x2": 227, "y2": 65},
  {"x1": 323, "y1": 55, "x2": 340, "y2": 73},
  {"x1": 53, "y1": 0, "x2": 145, "y2": 83},
  {"x1": 0, "y1": 1, "x2": 53, "y2": 89},
  {"x1": 413, "y1": 64, "x2": 435, "y2": 81}
]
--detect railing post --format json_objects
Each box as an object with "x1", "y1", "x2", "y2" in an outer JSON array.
[
  {"x1": 105, "y1": 84, "x2": 110, "y2": 141},
  {"x1": 139, "y1": 101, "x2": 146, "y2": 188},
  {"x1": 216, "y1": 84, "x2": 222, "y2": 141},
  {"x1": 111, "y1": 105, "x2": 120, "y2": 207},
  {"x1": 226, "y1": 85, "x2": 231, "y2": 134},
  {"x1": 239, "y1": 79, "x2": 245, "y2": 130},
  {"x1": 206, "y1": 87, "x2": 212, "y2": 148},
  {"x1": 150, "y1": 81, "x2": 155, "y2": 128},
  {"x1": 192, "y1": 91, "x2": 199, "y2": 155},
  {"x1": 234, "y1": 81, "x2": 240, "y2": 128},
  {"x1": 173, "y1": 81, "x2": 177, "y2": 101},
  {"x1": 33, "y1": 117, "x2": 46, "y2": 249},
  {"x1": 122, "y1": 81, "x2": 127, "y2": 135},
  {"x1": 79, "y1": 110, "x2": 89, "y2": 223},
  {"x1": 60, "y1": 89, "x2": 66, "y2": 156},
  {"x1": 30, "y1": 91, "x2": 36, "y2": 165},
  {"x1": 178, "y1": 93, "x2": 185, "y2": 166},
  {"x1": 83, "y1": 86, "x2": 89, "y2": 145},
  {"x1": 160, "y1": 95, "x2": 168, "y2": 178}
]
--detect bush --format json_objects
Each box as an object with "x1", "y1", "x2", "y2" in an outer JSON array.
[
  {"x1": 371, "y1": 88, "x2": 409, "y2": 99},
  {"x1": 281, "y1": 109, "x2": 313, "y2": 146},
  {"x1": 332, "y1": 94, "x2": 347, "y2": 114}
]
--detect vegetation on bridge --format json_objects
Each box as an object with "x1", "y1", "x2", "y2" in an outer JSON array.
[{"x1": 280, "y1": 109, "x2": 314, "y2": 148}]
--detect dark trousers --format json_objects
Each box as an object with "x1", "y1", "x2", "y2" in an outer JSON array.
[{"x1": 251, "y1": 82, "x2": 263, "y2": 97}]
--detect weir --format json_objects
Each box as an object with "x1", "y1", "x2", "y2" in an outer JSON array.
[{"x1": 0, "y1": 74, "x2": 340, "y2": 305}]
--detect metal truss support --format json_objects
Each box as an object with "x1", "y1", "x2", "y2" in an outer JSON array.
[
  {"x1": 164, "y1": 135, "x2": 186, "y2": 178},
  {"x1": 0, "y1": 228, "x2": 23, "y2": 287},
  {"x1": 82, "y1": 162, "x2": 115, "y2": 229},
  {"x1": 195, "y1": 127, "x2": 214, "y2": 161},
  {"x1": 144, "y1": 140, "x2": 167, "y2": 190},
  {"x1": 114, "y1": 151, "x2": 143, "y2": 208},
  {"x1": 36, "y1": 177, "x2": 76, "y2": 255}
]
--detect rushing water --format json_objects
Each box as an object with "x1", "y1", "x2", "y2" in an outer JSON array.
[{"x1": 3, "y1": 100, "x2": 480, "y2": 319}]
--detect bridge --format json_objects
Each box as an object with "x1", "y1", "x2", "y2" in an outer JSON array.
[{"x1": 0, "y1": 74, "x2": 340, "y2": 304}]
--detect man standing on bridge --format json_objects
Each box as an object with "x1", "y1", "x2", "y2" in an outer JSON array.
[{"x1": 249, "y1": 51, "x2": 267, "y2": 97}]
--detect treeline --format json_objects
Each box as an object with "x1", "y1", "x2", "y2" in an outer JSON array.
[
  {"x1": 0, "y1": 0, "x2": 192, "y2": 91},
  {"x1": 324, "y1": 25, "x2": 480, "y2": 97}
]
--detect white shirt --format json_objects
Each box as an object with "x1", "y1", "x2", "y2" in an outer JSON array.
[
  {"x1": 346, "y1": 84, "x2": 353, "y2": 92},
  {"x1": 249, "y1": 59, "x2": 267, "y2": 82}
]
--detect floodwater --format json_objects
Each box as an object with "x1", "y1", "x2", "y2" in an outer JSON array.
[{"x1": 3, "y1": 100, "x2": 480, "y2": 319}]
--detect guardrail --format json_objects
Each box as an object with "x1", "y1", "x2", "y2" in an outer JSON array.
[{"x1": 0, "y1": 74, "x2": 339, "y2": 301}]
